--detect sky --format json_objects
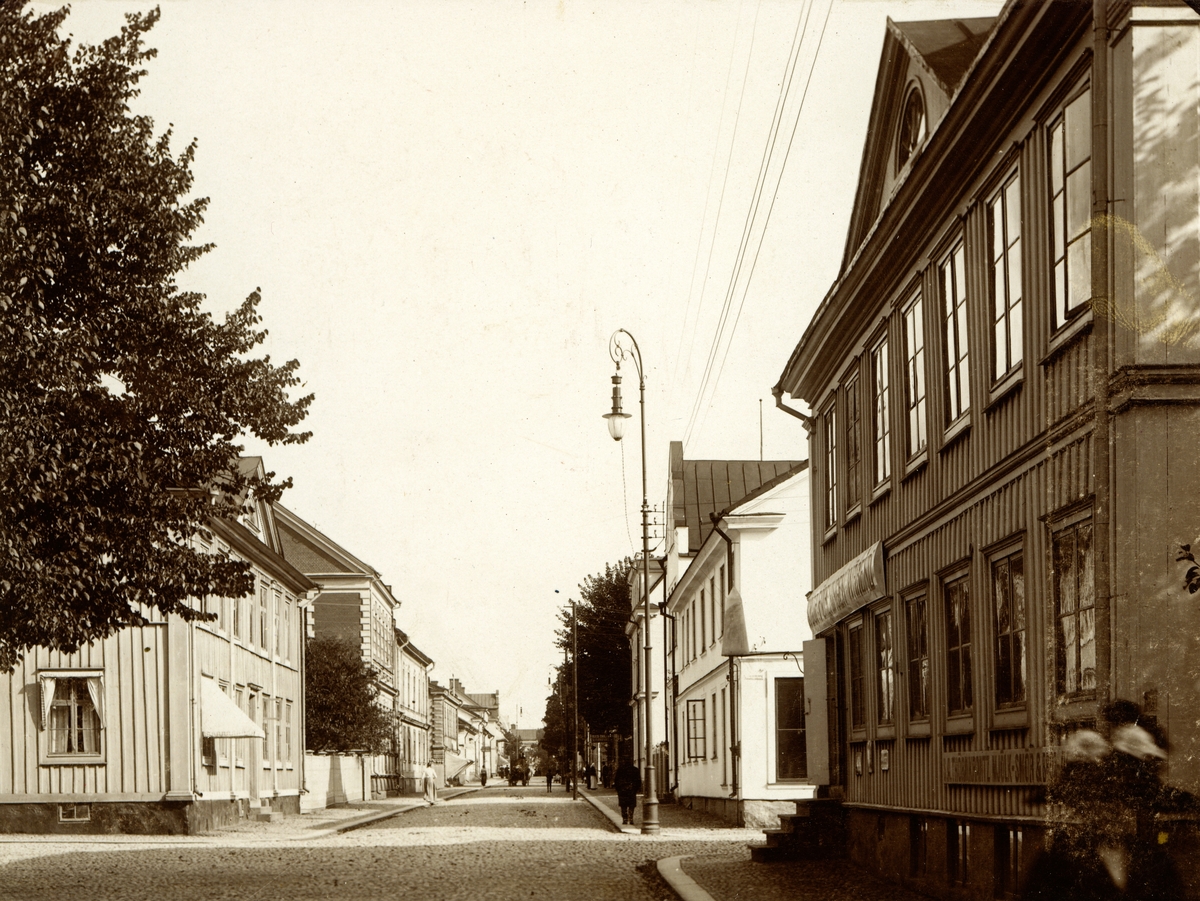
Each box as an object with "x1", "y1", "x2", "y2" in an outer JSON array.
[{"x1": 41, "y1": 0, "x2": 1005, "y2": 728}]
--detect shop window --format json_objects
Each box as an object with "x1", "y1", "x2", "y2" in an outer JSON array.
[
  {"x1": 1054, "y1": 519, "x2": 1095, "y2": 698},
  {"x1": 992, "y1": 548, "x2": 1027, "y2": 708},
  {"x1": 848, "y1": 623, "x2": 865, "y2": 731},
  {"x1": 875, "y1": 610, "x2": 895, "y2": 725},
  {"x1": 945, "y1": 575, "x2": 973, "y2": 716},
  {"x1": 948, "y1": 820, "x2": 971, "y2": 886},
  {"x1": 906, "y1": 593, "x2": 930, "y2": 720},
  {"x1": 775, "y1": 678, "x2": 807, "y2": 780}
]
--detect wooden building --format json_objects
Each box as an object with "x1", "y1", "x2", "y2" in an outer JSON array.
[
  {"x1": 0, "y1": 457, "x2": 315, "y2": 833},
  {"x1": 775, "y1": 3, "x2": 1200, "y2": 897}
]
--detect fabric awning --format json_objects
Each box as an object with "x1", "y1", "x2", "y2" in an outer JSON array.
[{"x1": 200, "y1": 678, "x2": 264, "y2": 739}]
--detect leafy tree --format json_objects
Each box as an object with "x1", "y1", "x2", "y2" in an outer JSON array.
[
  {"x1": 0, "y1": 5, "x2": 311, "y2": 670},
  {"x1": 554, "y1": 560, "x2": 634, "y2": 739},
  {"x1": 304, "y1": 636, "x2": 394, "y2": 754}
]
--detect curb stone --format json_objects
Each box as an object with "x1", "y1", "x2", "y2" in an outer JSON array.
[{"x1": 657, "y1": 855, "x2": 719, "y2": 901}]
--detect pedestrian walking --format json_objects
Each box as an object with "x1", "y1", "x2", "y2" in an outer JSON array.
[
  {"x1": 480, "y1": 768, "x2": 487, "y2": 787},
  {"x1": 545, "y1": 759, "x2": 556, "y2": 793},
  {"x1": 614, "y1": 756, "x2": 640, "y2": 825},
  {"x1": 422, "y1": 761, "x2": 438, "y2": 805}
]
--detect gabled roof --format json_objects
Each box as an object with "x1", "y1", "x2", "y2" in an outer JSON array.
[
  {"x1": 274, "y1": 503, "x2": 381, "y2": 578},
  {"x1": 893, "y1": 18, "x2": 993, "y2": 96},
  {"x1": 669, "y1": 441, "x2": 803, "y2": 555},
  {"x1": 840, "y1": 16, "x2": 996, "y2": 272}
]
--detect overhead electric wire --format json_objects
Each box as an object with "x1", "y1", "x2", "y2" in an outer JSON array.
[
  {"x1": 691, "y1": 0, "x2": 833, "y2": 445},
  {"x1": 682, "y1": 0, "x2": 814, "y2": 450},
  {"x1": 673, "y1": 0, "x2": 756, "y2": 390}
]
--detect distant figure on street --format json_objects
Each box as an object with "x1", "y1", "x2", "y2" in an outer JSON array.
[
  {"x1": 545, "y1": 759, "x2": 556, "y2": 793},
  {"x1": 480, "y1": 768, "x2": 487, "y2": 787},
  {"x1": 585, "y1": 763, "x2": 597, "y2": 790},
  {"x1": 614, "y1": 757, "x2": 641, "y2": 825},
  {"x1": 422, "y1": 761, "x2": 438, "y2": 805}
]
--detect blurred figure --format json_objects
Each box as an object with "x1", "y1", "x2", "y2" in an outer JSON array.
[
  {"x1": 1023, "y1": 701, "x2": 1193, "y2": 900},
  {"x1": 422, "y1": 761, "x2": 438, "y2": 806},
  {"x1": 614, "y1": 756, "x2": 641, "y2": 826}
]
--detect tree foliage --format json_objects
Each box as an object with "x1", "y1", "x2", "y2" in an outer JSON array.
[
  {"x1": 0, "y1": 5, "x2": 311, "y2": 669},
  {"x1": 304, "y1": 636, "x2": 394, "y2": 754},
  {"x1": 548, "y1": 559, "x2": 633, "y2": 741}
]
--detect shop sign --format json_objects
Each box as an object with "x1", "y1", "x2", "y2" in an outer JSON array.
[
  {"x1": 943, "y1": 749, "x2": 1055, "y2": 785},
  {"x1": 807, "y1": 542, "x2": 886, "y2": 634}
]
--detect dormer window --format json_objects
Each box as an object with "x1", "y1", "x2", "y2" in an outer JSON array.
[{"x1": 896, "y1": 86, "x2": 926, "y2": 172}]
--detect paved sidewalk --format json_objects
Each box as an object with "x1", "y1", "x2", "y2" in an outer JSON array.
[{"x1": 0, "y1": 786, "x2": 478, "y2": 845}]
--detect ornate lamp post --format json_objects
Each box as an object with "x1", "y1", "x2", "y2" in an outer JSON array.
[{"x1": 603, "y1": 328, "x2": 659, "y2": 834}]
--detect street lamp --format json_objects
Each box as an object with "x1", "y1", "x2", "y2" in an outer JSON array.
[{"x1": 603, "y1": 328, "x2": 659, "y2": 835}]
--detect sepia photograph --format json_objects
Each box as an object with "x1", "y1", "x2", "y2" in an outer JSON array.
[{"x1": 1, "y1": 0, "x2": 1199, "y2": 898}]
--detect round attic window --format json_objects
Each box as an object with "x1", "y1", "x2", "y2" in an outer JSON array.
[{"x1": 896, "y1": 87, "x2": 926, "y2": 172}]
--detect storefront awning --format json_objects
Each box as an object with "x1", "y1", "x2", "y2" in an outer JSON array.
[{"x1": 200, "y1": 679, "x2": 265, "y2": 739}]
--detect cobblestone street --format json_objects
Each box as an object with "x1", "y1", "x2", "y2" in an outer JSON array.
[{"x1": 0, "y1": 787, "x2": 923, "y2": 901}]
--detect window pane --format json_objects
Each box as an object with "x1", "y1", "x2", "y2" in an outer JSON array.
[
  {"x1": 1005, "y1": 178, "x2": 1021, "y2": 248},
  {"x1": 1065, "y1": 91, "x2": 1091, "y2": 170},
  {"x1": 877, "y1": 611, "x2": 894, "y2": 724},
  {"x1": 1068, "y1": 235, "x2": 1091, "y2": 310},
  {"x1": 1050, "y1": 123, "x2": 1064, "y2": 193},
  {"x1": 1066, "y1": 165, "x2": 1091, "y2": 241}
]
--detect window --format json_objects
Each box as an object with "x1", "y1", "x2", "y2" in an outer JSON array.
[
  {"x1": 906, "y1": 593, "x2": 930, "y2": 720},
  {"x1": 273, "y1": 589, "x2": 281, "y2": 658},
  {"x1": 261, "y1": 694, "x2": 272, "y2": 768},
  {"x1": 1054, "y1": 519, "x2": 1095, "y2": 698},
  {"x1": 942, "y1": 244, "x2": 970, "y2": 423},
  {"x1": 721, "y1": 687, "x2": 728, "y2": 784},
  {"x1": 775, "y1": 678, "x2": 808, "y2": 780},
  {"x1": 824, "y1": 404, "x2": 838, "y2": 528},
  {"x1": 945, "y1": 574, "x2": 973, "y2": 716},
  {"x1": 235, "y1": 688, "x2": 246, "y2": 767},
  {"x1": 44, "y1": 676, "x2": 102, "y2": 758},
  {"x1": 700, "y1": 588, "x2": 707, "y2": 650},
  {"x1": 1050, "y1": 88, "x2": 1092, "y2": 329},
  {"x1": 711, "y1": 693, "x2": 719, "y2": 759},
  {"x1": 992, "y1": 549, "x2": 1026, "y2": 708},
  {"x1": 848, "y1": 623, "x2": 865, "y2": 730},
  {"x1": 875, "y1": 610, "x2": 895, "y2": 725},
  {"x1": 902, "y1": 295, "x2": 927, "y2": 457},
  {"x1": 871, "y1": 339, "x2": 891, "y2": 485},
  {"x1": 845, "y1": 374, "x2": 862, "y2": 509},
  {"x1": 281, "y1": 598, "x2": 290, "y2": 661},
  {"x1": 896, "y1": 86, "x2": 926, "y2": 171},
  {"x1": 259, "y1": 583, "x2": 269, "y2": 652},
  {"x1": 718, "y1": 566, "x2": 725, "y2": 637},
  {"x1": 709, "y1": 577, "x2": 717, "y2": 646},
  {"x1": 686, "y1": 699, "x2": 706, "y2": 759},
  {"x1": 691, "y1": 602, "x2": 698, "y2": 661},
  {"x1": 58, "y1": 803, "x2": 91, "y2": 823},
  {"x1": 233, "y1": 594, "x2": 242, "y2": 640},
  {"x1": 275, "y1": 698, "x2": 284, "y2": 765},
  {"x1": 990, "y1": 171, "x2": 1023, "y2": 379}
]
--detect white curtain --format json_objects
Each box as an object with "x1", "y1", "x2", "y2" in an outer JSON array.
[
  {"x1": 39, "y1": 676, "x2": 56, "y2": 731},
  {"x1": 85, "y1": 676, "x2": 104, "y2": 725}
]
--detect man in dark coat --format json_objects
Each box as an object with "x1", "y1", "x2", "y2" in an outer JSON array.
[{"x1": 614, "y1": 757, "x2": 641, "y2": 825}]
